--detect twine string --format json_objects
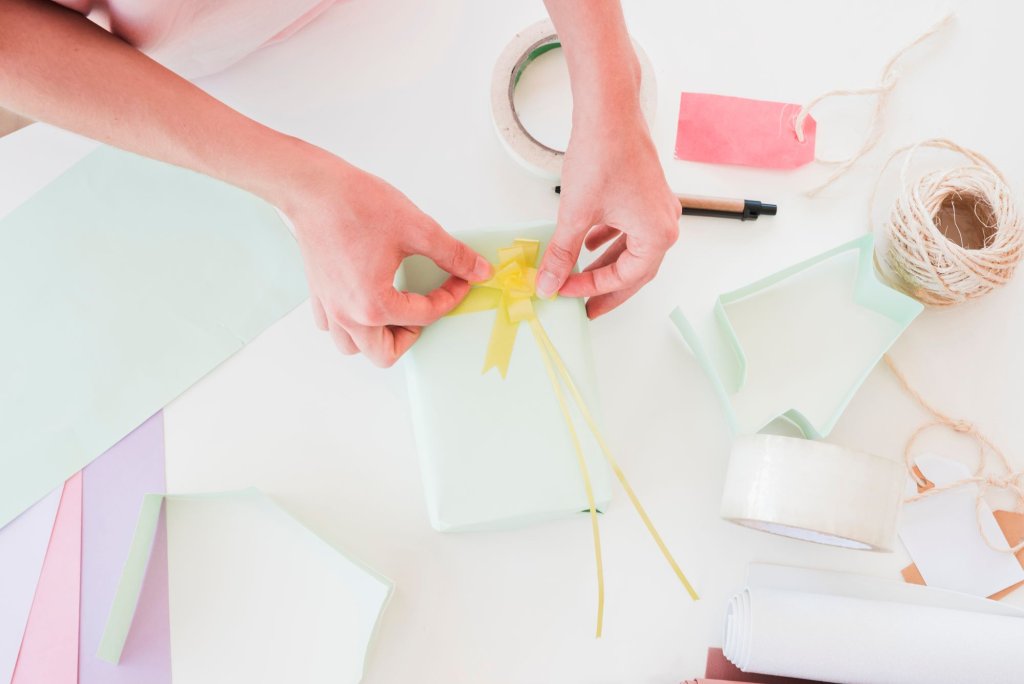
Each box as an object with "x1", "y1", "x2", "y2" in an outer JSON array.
[
  {"x1": 795, "y1": 13, "x2": 954, "y2": 196},
  {"x1": 885, "y1": 354, "x2": 1024, "y2": 554}
]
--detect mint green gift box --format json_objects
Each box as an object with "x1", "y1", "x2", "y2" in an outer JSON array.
[{"x1": 399, "y1": 224, "x2": 612, "y2": 531}]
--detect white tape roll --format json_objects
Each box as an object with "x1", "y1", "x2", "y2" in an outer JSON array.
[
  {"x1": 721, "y1": 435, "x2": 905, "y2": 551},
  {"x1": 490, "y1": 19, "x2": 657, "y2": 180}
]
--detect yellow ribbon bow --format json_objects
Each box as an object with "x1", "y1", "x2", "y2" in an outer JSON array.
[
  {"x1": 449, "y1": 238, "x2": 543, "y2": 377},
  {"x1": 450, "y1": 239, "x2": 699, "y2": 637}
]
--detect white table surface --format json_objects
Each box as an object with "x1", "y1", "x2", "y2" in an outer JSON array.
[{"x1": 4, "y1": 0, "x2": 1024, "y2": 681}]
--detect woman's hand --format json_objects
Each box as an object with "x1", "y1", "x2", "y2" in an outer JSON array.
[
  {"x1": 537, "y1": 0, "x2": 681, "y2": 318},
  {"x1": 0, "y1": 1, "x2": 492, "y2": 367},
  {"x1": 536, "y1": 106, "x2": 680, "y2": 318},
  {"x1": 283, "y1": 150, "x2": 492, "y2": 366}
]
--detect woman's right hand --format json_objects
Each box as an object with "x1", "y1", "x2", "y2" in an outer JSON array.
[{"x1": 280, "y1": 148, "x2": 492, "y2": 367}]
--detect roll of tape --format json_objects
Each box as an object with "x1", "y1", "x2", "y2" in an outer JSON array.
[
  {"x1": 721, "y1": 435, "x2": 905, "y2": 551},
  {"x1": 490, "y1": 19, "x2": 657, "y2": 180}
]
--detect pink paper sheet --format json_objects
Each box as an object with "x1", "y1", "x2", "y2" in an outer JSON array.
[
  {"x1": 705, "y1": 648, "x2": 831, "y2": 684},
  {"x1": 0, "y1": 487, "x2": 62, "y2": 683},
  {"x1": 12, "y1": 473, "x2": 83, "y2": 684},
  {"x1": 675, "y1": 92, "x2": 816, "y2": 169},
  {"x1": 80, "y1": 412, "x2": 171, "y2": 684}
]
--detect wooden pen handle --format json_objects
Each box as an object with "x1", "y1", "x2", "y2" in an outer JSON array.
[{"x1": 676, "y1": 194, "x2": 746, "y2": 213}]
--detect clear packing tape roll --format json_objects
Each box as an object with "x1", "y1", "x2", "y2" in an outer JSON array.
[
  {"x1": 721, "y1": 435, "x2": 905, "y2": 551},
  {"x1": 490, "y1": 19, "x2": 657, "y2": 180}
]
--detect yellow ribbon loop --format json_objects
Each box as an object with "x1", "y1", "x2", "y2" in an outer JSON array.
[
  {"x1": 449, "y1": 238, "x2": 543, "y2": 378},
  {"x1": 449, "y1": 239, "x2": 699, "y2": 636}
]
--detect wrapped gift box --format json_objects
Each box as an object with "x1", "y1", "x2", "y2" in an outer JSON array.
[{"x1": 399, "y1": 224, "x2": 612, "y2": 531}]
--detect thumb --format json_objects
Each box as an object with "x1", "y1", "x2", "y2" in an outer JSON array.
[
  {"x1": 419, "y1": 225, "x2": 492, "y2": 283},
  {"x1": 537, "y1": 211, "x2": 590, "y2": 298}
]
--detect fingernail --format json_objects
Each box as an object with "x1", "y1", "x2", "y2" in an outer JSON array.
[
  {"x1": 536, "y1": 270, "x2": 558, "y2": 298},
  {"x1": 472, "y1": 256, "x2": 492, "y2": 282}
]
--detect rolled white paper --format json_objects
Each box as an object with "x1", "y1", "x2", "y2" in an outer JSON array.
[
  {"x1": 490, "y1": 19, "x2": 656, "y2": 180},
  {"x1": 721, "y1": 435, "x2": 904, "y2": 551},
  {"x1": 724, "y1": 564, "x2": 1024, "y2": 684}
]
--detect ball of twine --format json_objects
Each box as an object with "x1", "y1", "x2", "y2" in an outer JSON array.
[{"x1": 875, "y1": 138, "x2": 1024, "y2": 306}]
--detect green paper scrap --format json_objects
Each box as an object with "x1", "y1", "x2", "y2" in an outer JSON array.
[
  {"x1": 99, "y1": 489, "x2": 392, "y2": 683},
  {"x1": 96, "y1": 494, "x2": 164, "y2": 663},
  {"x1": 671, "y1": 234, "x2": 922, "y2": 439},
  {"x1": 0, "y1": 146, "x2": 307, "y2": 529}
]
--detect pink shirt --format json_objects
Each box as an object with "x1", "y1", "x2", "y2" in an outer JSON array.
[{"x1": 56, "y1": 0, "x2": 336, "y2": 78}]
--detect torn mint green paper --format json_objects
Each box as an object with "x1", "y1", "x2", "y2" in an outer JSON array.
[
  {"x1": 99, "y1": 489, "x2": 392, "y2": 684},
  {"x1": 671, "y1": 234, "x2": 922, "y2": 439},
  {"x1": 0, "y1": 146, "x2": 307, "y2": 529},
  {"x1": 399, "y1": 223, "x2": 612, "y2": 532},
  {"x1": 97, "y1": 494, "x2": 164, "y2": 663}
]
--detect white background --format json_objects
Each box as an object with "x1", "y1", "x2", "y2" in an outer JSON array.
[{"x1": 4, "y1": 0, "x2": 1024, "y2": 682}]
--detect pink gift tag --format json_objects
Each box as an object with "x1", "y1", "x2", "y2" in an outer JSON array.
[{"x1": 675, "y1": 92, "x2": 816, "y2": 169}]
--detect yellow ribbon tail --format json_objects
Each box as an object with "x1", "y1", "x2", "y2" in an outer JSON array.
[
  {"x1": 531, "y1": 319, "x2": 700, "y2": 603},
  {"x1": 607, "y1": 459, "x2": 700, "y2": 601},
  {"x1": 481, "y1": 302, "x2": 519, "y2": 378},
  {"x1": 530, "y1": 319, "x2": 605, "y2": 637},
  {"x1": 446, "y1": 238, "x2": 696, "y2": 636}
]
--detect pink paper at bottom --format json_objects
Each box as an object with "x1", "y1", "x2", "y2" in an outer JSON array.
[
  {"x1": 675, "y1": 92, "x2": 816, "y2": 169},
  {"x1": 12, "y1": 472, "x2": 83, "y2": 684},
  {"x1": 705, "y1": 648, "x2": 831, "y2": 684}
]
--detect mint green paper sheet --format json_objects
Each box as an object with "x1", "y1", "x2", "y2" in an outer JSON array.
[
  {"x1": 670, "y1": 234, "x2": 923, "y2": 439},
  {"x1": 0, "y1": 147, "x2": 306, "y2": 529},
  {"x1": 399, "y1": 224, "x2": 613, "y2": 531},
  {"x1": 99, "y1": 490, "x2": 392, "y2": 684}
]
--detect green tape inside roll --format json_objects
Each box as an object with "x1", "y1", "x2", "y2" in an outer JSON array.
[{"x1": 513, "y1": 41, "x2": 562, "y2": 89}]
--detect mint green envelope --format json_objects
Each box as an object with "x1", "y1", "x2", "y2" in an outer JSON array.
[
  {"x1": 0, "y1": 147, "x2": 307, "y2": 529},
  {"x1": 399, "y1": 224, "x2": 612, "y2": 531},
  {"x1": 99, "y1": 489, "x2": 391, "y2": 683},
  {"x1": 670, "y1": 234, "x2": 922, "y2": 439}
]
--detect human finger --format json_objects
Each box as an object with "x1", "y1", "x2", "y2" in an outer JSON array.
[
  {"x1": 347, "y1": 322, "x2": 422, "y2": 368},
  {"x1": 583, "y1": 233, "x2": 628, "y2": 273},
  {"x1": 584, "y1": 224, "x2": 620, "y2": 251},
  {"x1": 560, "y1": 240, "x2": 653, "y2": 298},
  {"x1": 412, "y1": 221, "x2": 492, "y2": 283},
  {"x1": 328, "y1": 323, "x2": 358, "y2": 355},
  {"x1": 585, "y1": 279, "x2": 647, "y2": 319},
  {"x1": 536, "y1": 206, "x2": 592, "y2": 298},
  {"x1": 380, "y1": 276, "x2": 470, "y2": 326}
]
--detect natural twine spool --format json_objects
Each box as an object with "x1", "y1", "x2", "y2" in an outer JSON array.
[{"x1": 873, "y1": 138, "x2": 1024, "y2": 306}]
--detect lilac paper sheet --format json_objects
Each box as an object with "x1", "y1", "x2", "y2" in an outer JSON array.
[
  {"x1": 0, "y1": 487, "x2": 61, "y2": 683},
  {"x1": 80, "y1": 412, "x2": 171, "y2": 684}
]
